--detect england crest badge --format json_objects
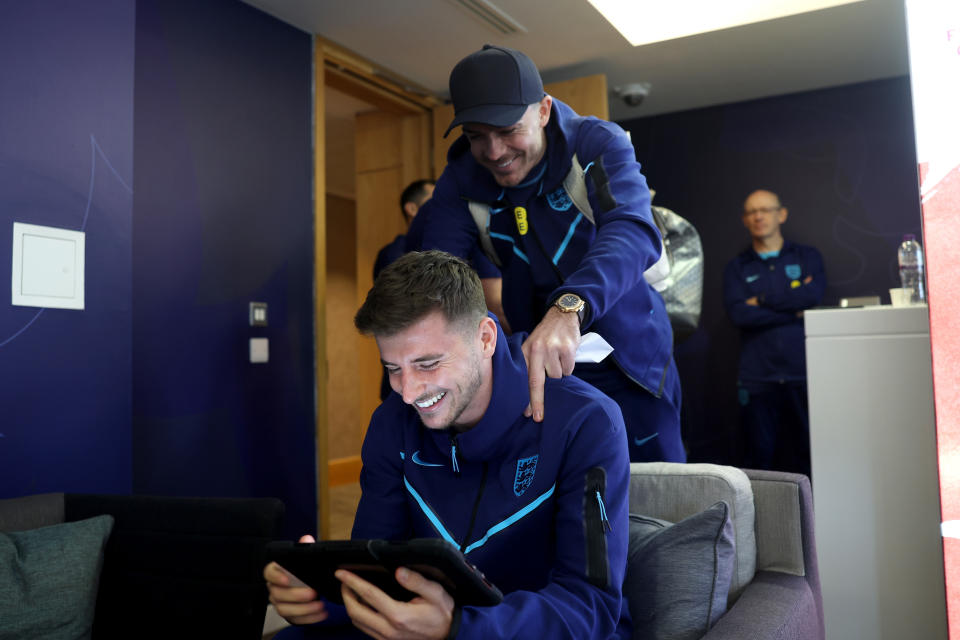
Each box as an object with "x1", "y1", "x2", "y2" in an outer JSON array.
[
  {"x1": 513, "y1": 455, "x2": 539, "y2": 496},
  {"x1": 546, "y1": 187, "x2": 573, "y2": 211}
]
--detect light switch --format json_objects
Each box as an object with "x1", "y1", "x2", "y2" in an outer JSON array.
[
  {"x1": 250, "y1": 301, "x2": 268, "y2": 327},
  {"x1": 250, "y1": 337, "x2": 269, "y2": 363},
  {"x1": 11, "y1": 222, "x2": 85, "y2": 310}
]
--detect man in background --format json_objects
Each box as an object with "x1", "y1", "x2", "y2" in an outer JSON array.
[
  {"x1": 373, "y1": 179, "x2": 435, "y2": 280},
  {"x1": 722, "y1": 189, "x2": 825, "y2": 477}
]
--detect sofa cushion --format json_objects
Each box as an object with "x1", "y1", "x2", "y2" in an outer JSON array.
[
  {"x1": 624, "y1": 501, "x2": 735, "y2": 640},
  {"x1": 0, "y1": 514, "x2": 114, "y2": 640},
  {"x1": 629, "y1": 462, "x2": 756, "y2": 601}
]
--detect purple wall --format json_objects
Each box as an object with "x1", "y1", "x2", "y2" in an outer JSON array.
[
  {"x1": 620, "y1": 77, "x2": 923, "y2": 462},
  {"x1": 132, "y1": 0, "x2": 315, "y2": 537},
  {"x1": 1, "y1": 0, "x2": 315, "y2": 538},
  {"x1": 0, "y1": 1, "x2": 135, "y2": 493}
]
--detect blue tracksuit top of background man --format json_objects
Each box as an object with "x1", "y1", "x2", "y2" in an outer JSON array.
[
  {"x1": 722, "y1": 241, "x2": 826, "y2": 384},
  {"x1": 407, "y1": 98, "x2": 673, "y2": 398},
  {"x1": 352, "y1": 317, "x2": 631, "y2": 639}
]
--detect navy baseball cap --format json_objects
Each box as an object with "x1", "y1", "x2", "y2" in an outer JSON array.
[{"x1": 443, "y1": 44, "x2": 545, "y2": 138}]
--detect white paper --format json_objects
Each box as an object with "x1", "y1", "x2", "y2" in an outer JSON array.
[
  {"x1": 941, "y1": 520, "x2": 960, "y2": 539},
  {"x1": 575, "y1": 332, "x2": 614, "y2": 363}
]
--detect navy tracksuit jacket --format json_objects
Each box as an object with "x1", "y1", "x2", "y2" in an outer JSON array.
[
  {"x1": 353, "y1": 321, "x2": 631, "y2": 639},
  {"x1": 722, "y1": 241, "x2": 825, "y2": 385},
  {"x1": 406, "y1": 98, "x2": 684, "y2": 463}
]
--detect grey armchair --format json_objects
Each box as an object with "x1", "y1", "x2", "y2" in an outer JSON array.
[{"x1": 627, "y1": 463, "x2": 824, "y2": 640}]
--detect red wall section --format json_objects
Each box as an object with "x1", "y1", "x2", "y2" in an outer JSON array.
[{"x1": 906, "y1": 2, "x2": 960, "y2": 636}]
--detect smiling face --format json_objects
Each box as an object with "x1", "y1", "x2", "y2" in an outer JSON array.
[
  {"x1": 377, "y1": 310, "x2": 497, "y2": 432},
  {"x1": 462, "y1": 96, "x2": 552, "y2": 187}
]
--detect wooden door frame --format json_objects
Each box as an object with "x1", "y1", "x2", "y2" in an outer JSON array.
[{"x1": 313, "y1": 36, "x2": 438, "y2": 538}]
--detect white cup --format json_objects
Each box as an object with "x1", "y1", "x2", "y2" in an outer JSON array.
[{"x1": 889, "y1": 288, "x2": 913, "y2": 307}]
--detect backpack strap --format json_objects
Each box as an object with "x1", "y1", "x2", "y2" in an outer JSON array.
[
  {"x1": 467, "y1": 199, "x2": 503, "y2": 268},
  {"x1": 563, "y1": 154, "x2": 595, "y2": 225}
]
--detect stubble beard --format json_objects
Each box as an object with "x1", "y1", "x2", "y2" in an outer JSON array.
[{"x1": 423, "y1": 351, "x2": 485, "y2": 432}]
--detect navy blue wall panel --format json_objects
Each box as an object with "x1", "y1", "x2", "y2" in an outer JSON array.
[
  {"x1": 620, "y1": 77, "x2": 923, "y2": 462},
  {"x1": 133, "y1": 0, "x2": 315, "y2": 537},
  {"x1": 0, "y1": 1, "x2": 135, "y2": 494}
]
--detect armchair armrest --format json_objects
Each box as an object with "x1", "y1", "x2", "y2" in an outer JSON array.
[
  {"x1": 703, "y1": 571, "x2": 821, "y2": 640},
  {"x1": 742, "y1": 469, "x2": 824, "y2": 640}
]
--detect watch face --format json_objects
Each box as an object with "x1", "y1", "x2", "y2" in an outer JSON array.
[{"x1": 558, "y1": 293, "x2": 581, "y2": 310}]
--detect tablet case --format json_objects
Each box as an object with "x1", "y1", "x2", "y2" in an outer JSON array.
[{"x1": 265, "y1": 538, "x2": 503, "y2": 607}]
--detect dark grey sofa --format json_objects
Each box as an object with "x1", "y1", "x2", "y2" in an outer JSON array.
[
  {"x1": 0, "y1": 492, "x2": 284, "y2": 640},
  {"x1": 628, "y1": 463, "x2": 824, "y2": 640}
]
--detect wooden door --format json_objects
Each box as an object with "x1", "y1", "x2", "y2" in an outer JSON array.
[
  {"x1": 354, "y1": 110, "x2": 431, "y2": 442},
  {"x1": 314, "y1": 38, "x2": 436, "y2": 538}
]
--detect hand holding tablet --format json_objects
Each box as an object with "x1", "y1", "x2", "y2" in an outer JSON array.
[{"x1": 265, "y1": 538, "x2": 503, "y2": 607}]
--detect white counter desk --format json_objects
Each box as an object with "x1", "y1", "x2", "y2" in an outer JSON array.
[{"x1": 805, "y1": 305, "x2": 946, "y2": 639}]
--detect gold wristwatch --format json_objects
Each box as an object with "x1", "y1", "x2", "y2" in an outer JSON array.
[{"x1": 554, "y1": 293, "x2": 586, "y2": 325}]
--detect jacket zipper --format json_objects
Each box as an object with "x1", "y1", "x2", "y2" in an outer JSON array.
[
  {"x1": 449, "y1": 434, "x2": 461, "y2": 474},
  {"x1": 460, "y1": 462, "x2": 489, "y2": 553},
  {"x1": 583, "y1": 466, "x2": 610, "y2": 589}
]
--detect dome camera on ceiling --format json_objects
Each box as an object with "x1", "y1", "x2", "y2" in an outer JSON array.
[{"x1": 614, "y1": 82, "x2": 652, "y2": 107}]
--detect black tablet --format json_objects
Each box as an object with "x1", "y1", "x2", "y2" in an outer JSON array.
[{"x1": 265, "y1": 538, "x2": 503, "y2": 607}]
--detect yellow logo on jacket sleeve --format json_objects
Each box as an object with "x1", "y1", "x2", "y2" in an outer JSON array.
[{"x1": 514, "y1": 207, "x2": 528, "y2": 235}]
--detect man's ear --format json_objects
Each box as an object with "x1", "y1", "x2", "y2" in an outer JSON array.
[
  {"x1": 778, "y1": 207, "x2": 789, "y2": 225},
  {"x1": 538, "y1": 95, "x2": 553, "y2": 127},
  {"x1": 477, "y1": 315, "x2": 497, "y2": 358}
]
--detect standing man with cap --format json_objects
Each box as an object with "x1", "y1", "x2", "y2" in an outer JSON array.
[{"x1": 407, "y1": 45, "x2": 684, "y2": 463}]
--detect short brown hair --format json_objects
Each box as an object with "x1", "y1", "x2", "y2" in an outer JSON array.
[{"x1": 354, "y1": 250, "x2": 486, "y2": 337}]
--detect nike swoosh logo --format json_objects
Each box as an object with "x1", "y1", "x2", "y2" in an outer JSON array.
[
  {"x1": 411, "y1": 450, "x2": 444, "y2": 467},
  {"x1": 746, "y1": 275, "x2": 760, "y2": 283},
  {"x1": 633, "y1": 433, "x2": 659, "y2": 447}
]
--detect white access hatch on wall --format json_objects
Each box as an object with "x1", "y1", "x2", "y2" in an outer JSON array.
[{"x1": 11, "y1": 222, "x2": 85, "y2": 310}]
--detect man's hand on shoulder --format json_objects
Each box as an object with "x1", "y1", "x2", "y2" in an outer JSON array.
[
  {"x1": 337, "y1": 567, "x2": 455, "y2": 640},
  {"x1": 522, "y1": 306, "x2": 581, "y2": 422}
]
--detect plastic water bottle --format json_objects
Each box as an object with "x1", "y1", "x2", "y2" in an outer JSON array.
[{"x1": 897, "y1": 234, "x2": 926, "y2": 304}]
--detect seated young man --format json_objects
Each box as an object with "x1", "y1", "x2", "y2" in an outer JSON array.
[{"x1": 264, "y1": 250, "x2": 631, "y2": 639}]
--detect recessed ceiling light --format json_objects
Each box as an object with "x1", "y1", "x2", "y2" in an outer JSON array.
[{"x1": 585, "y1": 0, "x2": 867, "y2": 46}]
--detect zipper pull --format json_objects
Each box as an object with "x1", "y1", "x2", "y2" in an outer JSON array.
[
  {"x1": 595, "y1": 490, "x2": 612, "y2": 532},
  {"x1": 450, "y1": 436, "x2": 461, "y2": 474}
]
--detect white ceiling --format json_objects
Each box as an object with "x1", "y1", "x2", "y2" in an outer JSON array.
[{"x1": 242, "y1": 0, "x2": 910, "y2": 121}]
